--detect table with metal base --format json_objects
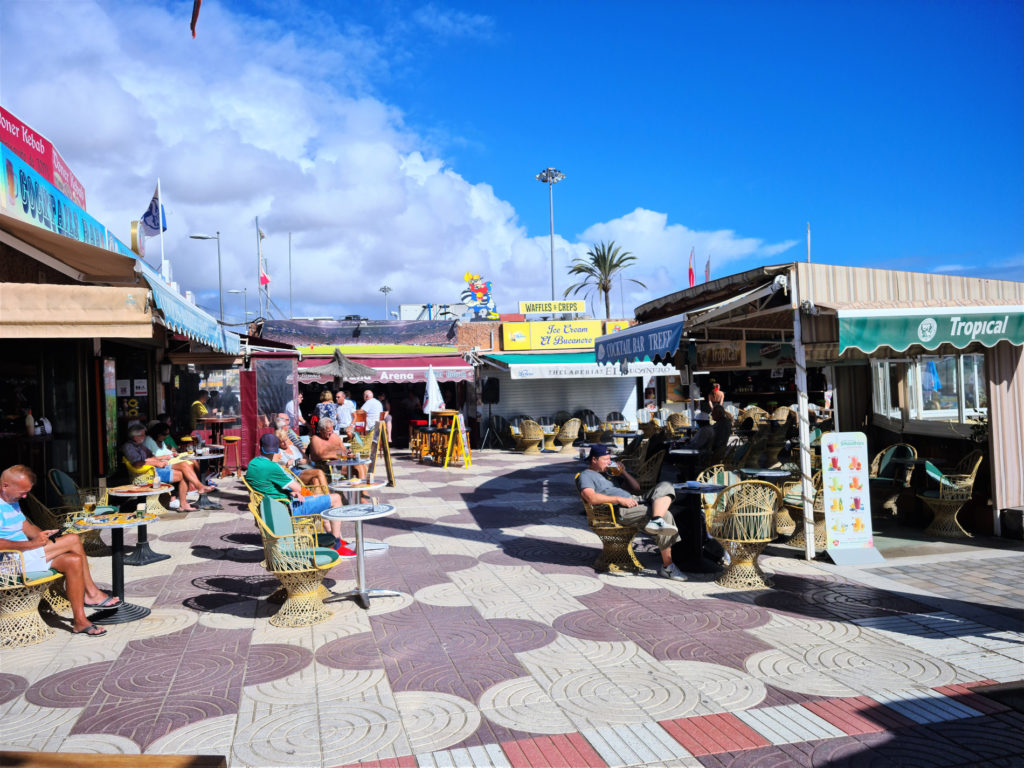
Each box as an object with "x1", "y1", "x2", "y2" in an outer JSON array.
[
  {"x1": 188, "y1": 452, "x2": 225, "y2": 507},
  {"x1": 321, "y1": 503, "x2": 401, "y2": 609},
  {"x1": 329, "y1": 480, "x2": 389, "y2": 554},
  {"x1": 75, "y1": 514, "x2": 159, "y2": 624},
  {"x1": 107, "y1": 486, "x2": 173, "y2": 566},
  {"x1": 672, "y1": 482, "x2": 726, "y2": 572}
]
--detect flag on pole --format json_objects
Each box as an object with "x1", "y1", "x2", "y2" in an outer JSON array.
[
  {"x1": 705, "y1": 255, "x2": 711, "y2": 283},
  {"x1": 687, "y1": 247, "x2": 695, "y2": 287},
  {"x1": 190, "y1": 0, "x2": 202, "y2": 37},
  {"x1": 140, "y1": 186, "x2": 167, "y2": 237},
  {"x1": 259, "y1": 268, "x2": 271, "y2": 286}
]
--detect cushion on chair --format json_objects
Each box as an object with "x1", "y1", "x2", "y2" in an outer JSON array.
[
  {"x1": 23, "y1": 569, "x2": 61, "y2": 584},
  {"x1": 262, "y1": 497, "x2": 296, "y2": 537},
  {"x1": 50, "y1": 469, "x2": 77, "y2": 497}
]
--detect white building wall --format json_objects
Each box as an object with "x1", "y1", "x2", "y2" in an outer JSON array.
[{"x1": 481, "y1": 367, "x2": 638, "y2": 423}]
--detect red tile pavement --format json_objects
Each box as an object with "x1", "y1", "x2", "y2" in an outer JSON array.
[
  {"x1": 501, "y1": 733, "x2": 607, "y2": 767},
  {"x1": 802, "y1": 695, "x2": 916, "y2": 735},
  {"x1": 659, "y1": 712, "x2": 770, "y2": 755},
  {"x1": 933, "y1": 681, "x2": 1013, "y2": 714}
]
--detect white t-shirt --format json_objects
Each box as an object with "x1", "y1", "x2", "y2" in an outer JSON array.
[
  {"x1": 361, "y1": 398, "x2": 383, "y2": 428},
  {"x1": 335, "y1": 399, "x2": 356, "y2": 428}
]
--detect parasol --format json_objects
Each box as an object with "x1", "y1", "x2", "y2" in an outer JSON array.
[{"x1": 297, "y1": 348, "x2": 379, "y2": 383}]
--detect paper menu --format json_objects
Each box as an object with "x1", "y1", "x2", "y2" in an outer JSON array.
[{"x1": 821, "y1": 431, "x2": 874, "y2": 550}]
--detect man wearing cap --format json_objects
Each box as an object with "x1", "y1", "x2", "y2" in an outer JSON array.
[
  {"x1": 577, "y1": 445, "x2": 688, "y2": 581},
  {"x1": 245, "y1": 433, "x2": 355, "y2": 557}
]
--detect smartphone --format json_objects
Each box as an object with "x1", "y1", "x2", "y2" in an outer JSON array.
[{"x1": 47, "y1": 531, "x2": 61, "y2": 542}]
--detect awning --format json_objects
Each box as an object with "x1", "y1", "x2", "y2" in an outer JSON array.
[
  {"x1": 484, "y1": 352, "x2": 679, "y2": 380},
  {"x1": 296, "y1": 355, "x2": 472, "y2": 384},
  {"x1": 135, "y1": 261, "x2": 240, "y2": 355},
  {"x1": 594, "y1": 312, "x2": 686, "y2": 365},
  {"x1": 0, "y1": 282, "x2": 152, "y2": 339},
  {"x1": 838, "y1": 306, "x2": 1024, "y2": 355}
]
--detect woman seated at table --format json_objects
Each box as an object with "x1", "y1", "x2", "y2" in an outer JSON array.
[
  {"x1": 121, "y1": 424, "x2": 211, "y2": 512},
  {"x1": 309, "y1": 418, "x2": 367, "y2": 483},
  {"x1": 145, "y1": 422, "x2": 200, "y2": 472},
  {"x1": 274, "y1": 424, "x2": 330, "y2": 490}
]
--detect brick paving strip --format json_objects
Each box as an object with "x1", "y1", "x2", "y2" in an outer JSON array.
[{"x1": 0, "y1": 450, "x2": 1021, "y2": 767}]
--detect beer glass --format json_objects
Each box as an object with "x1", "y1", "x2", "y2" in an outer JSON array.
[{"x1": 83, "y1": 494, "x2": 97, "y2": 514}]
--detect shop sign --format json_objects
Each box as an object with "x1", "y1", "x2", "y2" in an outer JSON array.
[
  {"x1": 696, "y1": 341, "x2": 746, "y2": 369},
  {"x1": 518, "y1": 300, "x2": 586, "y2": 314},
  {"x1": 509, "y1": 360, "x2": 679, "y2": 379},
  {"x1": 502, "y1": 320, "x2": 604, "y2": 350},
  {"x1": 0, "y1": 107, "x2": 86, "y2": 208},
  {"x1": 604, "y1": 320, "x2": 631, "y2": 333},
  {"x1": 821, "y1": 431, "x2": 875, "y2": 551},
  {"x1": 839, "y1": 308, "x2": 1024, "y2": 354}
]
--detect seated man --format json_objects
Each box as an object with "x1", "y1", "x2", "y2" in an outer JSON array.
[
  {"x1": 577, "y1": 445, "x2": 687, "y2": 581},
  {"x1": 245, "y1": 434, "x2": 355, "y2": 557},
  {"x1": 0, "y1": 465, "x2": 119, "y2": 636},
  {"x1": 308, "y1": 418, "x2": 367, "y2": 481},
  {"x1": 685, "y1": 413, "x2": 714, "y2": 451},
  {"x1": 122, "y1": 424, "x2": 212, "y2": 511},
  {"x1": 190, "y1": 390, "x2": 210, "y2": 431}
]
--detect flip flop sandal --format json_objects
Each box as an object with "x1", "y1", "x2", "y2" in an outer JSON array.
[
  {"x1": 73, "y1": 624, "x2": 107, "y2": 637},
  {"x1": 84, "y1": 595, "x2": 121, "y2": 608}
]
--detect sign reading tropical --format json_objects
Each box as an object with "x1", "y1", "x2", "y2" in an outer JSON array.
[
  {"x1": 518, "y1": 300, "x2": 587, "y2": 314},
  {"x1": 502, "y1": 320, "x2": 604, "y2": 350},
  {"x1": 838, "y1": 307, "x2": 1024, "y2": 354}
]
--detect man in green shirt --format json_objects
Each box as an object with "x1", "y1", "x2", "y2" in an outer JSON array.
[{"x1": 246, "y1": 434, "x2": 354, "y2": 557}]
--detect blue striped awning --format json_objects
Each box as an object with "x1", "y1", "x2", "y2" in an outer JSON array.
[
  {"x1": 595, "y1": 313, "x2": 686, "y2": 365},
  {"x1": 136, "y1": 261, "x2": 239, "y2": 354}
]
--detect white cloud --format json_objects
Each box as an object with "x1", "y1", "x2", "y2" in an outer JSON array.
[{"x1": 0, "y1": 0, "x2": 794, "y2": 323}]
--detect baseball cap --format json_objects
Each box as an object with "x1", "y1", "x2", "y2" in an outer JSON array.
[
  {"x1": 588, "y1": 444, "x2": 610, "y2": 459},
  {"x1": 259, "y1": 433, "x2": 281, "y2": 455}
]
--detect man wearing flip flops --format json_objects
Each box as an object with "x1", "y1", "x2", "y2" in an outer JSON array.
[{"x1": 0, "y1": 465, "x2": 119, "y2": 637}]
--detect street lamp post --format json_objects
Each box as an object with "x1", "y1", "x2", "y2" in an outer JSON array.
[
  {"x1": 228, "y1": 288, "x2": 248, "y2": 325},
  {"x1": 535, "y1": 167, "x2": 565, "y2": 301},
  {"x1": 379, "y1": 285, "x2": 392, "y2": 319},
  {"x1": 190, "y1": 232, "x2": 223, "y2": 322}
]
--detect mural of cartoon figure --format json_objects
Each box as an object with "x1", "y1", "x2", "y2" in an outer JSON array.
[{"x1": 462, "y1": 272, "x2": 498, "y2": 319}]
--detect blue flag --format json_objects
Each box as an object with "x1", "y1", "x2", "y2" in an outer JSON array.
[{"x1": 140, "y1": 186, "x2": 167, "y2": 237}]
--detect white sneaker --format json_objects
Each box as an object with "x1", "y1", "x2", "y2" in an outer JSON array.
[
  {"x1": 644, "y1": 517, "x2": 678, "y2": 536},
  {"x1": 658, "y1": 563, "x2": 688, "y2": 581},
  {"x1": 720, "y1": 552, "x2": 731, "y2": 567},
  {"x1": 169, "y1": 498, "x2": 180, "y2": 509}
]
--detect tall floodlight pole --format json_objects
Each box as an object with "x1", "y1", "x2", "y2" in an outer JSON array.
[
  {"x1": 189, "y1": 232, "x2": 223, "y2": 321},
  {"x1": 379, "y1": 285, "x2": 392, "y2": 319},
  {"x1": 228, "y1": 288, "x2": 247, "y2": 325},
  {"x1": 535, "y1": 167, "x2": 565, "y2": 301}
]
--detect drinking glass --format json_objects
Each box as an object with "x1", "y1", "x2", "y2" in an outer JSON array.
[{"x1": 83, "y1": 494, "x2": 97, "y2": 514}]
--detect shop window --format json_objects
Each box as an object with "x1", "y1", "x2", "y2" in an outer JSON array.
[{"x1": 871, "y1": 353, "x2": 987, "y2": 433}]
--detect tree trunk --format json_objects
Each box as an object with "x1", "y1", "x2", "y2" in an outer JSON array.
[{"x1": 603, "y1": 290, "x2": 611, "y2": 319}]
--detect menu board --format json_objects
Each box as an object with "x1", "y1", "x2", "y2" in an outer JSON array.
[{"x1": 821, "y1": 431, "x2": 882, "y2": 564}]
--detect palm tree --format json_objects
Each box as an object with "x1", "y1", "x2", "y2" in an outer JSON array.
[{"x1": 564, "y1": 241, "x2": 646, "y2": 319}]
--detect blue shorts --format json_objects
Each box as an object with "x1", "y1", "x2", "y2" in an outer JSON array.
[
  {"x1": 156, "y1": 466, "x2": 174, "y2": 483},
  {"x1": 291, "y1": 494, "x2": 333, "y2": 517}
]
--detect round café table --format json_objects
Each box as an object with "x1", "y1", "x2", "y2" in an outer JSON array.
[
  {"x1": 739, "y1": 468, "x2": 792, "y2": 481},
  {"x1": 321, "y1": 503, "x2": 401, "y2": 609},
  {"x1": 106, "y1": 484, "x2": 173, "y2": 566},
  {"x1": 672, "y1": 481, "x2": 727, "y2": 572},
  {"x1": 197, "y1": 415, "x2": 238, "y2": 447},
  {"x1": 328, "y1": 480, "x2": 389, "y2": 554},
  {"x1": 75, "y1": 511, "x2": 161, "y2": 624}
]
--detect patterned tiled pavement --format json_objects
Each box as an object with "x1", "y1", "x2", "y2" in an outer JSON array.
[{"x1": 1, "y1": 450, "x2": 1022, "y2": 767}]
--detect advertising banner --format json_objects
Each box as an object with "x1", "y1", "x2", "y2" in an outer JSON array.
[
  {"x1": 696, "y1": 341, "x2": 746, "y2": 369},
  {"x1": 820, "y1": 431, "x2": 882, "y2": 564},
  {"x1": 502, "y1": 320, "x2": 604, "y2": 350},
  {"x1": 508, "y1": 359, "x2": 679, "y2": 379},
  {"x1": 518, "y1": 300, "x2": 586, "y2": 314},
  {"x1": 0, "y1": 107, "x2": 86, "y2": 208},
  {"x1": 839, "y1": 307, "x2": 1024, "y2": 354},
  {"x1": 604, "y1": 320, "x2": 631, "y2": 334}
]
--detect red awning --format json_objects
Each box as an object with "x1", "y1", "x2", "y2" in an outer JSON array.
[{"x1": 296, "y1": 355, "x2": 473, "y2": 384}]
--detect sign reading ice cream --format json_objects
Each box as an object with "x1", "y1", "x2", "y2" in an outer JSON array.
[{"x1": 502, "y1": 320, "x2": 604, "y2": 350}]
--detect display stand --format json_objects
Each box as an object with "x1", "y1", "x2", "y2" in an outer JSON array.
[
  {"x1": 365, "y1": 422, "x2": 396, "y2": 487},
  {"x1": 444, "y1": 413, "x2": 472, "y2": 468}
]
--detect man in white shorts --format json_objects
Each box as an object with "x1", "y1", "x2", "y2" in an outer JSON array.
[{"x1": 0, "y1": 464, "x2": 119, "y2": 637}]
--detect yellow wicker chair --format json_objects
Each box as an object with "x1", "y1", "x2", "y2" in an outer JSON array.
[
  {"x1": 285, "y1": 466, "x2": 329, "y2": 496},
  {"x1": 785, "y1": 472, "x2": 825, "y2": 551},
  {"x1": 707, "y1": 480, "x2": 782, "y2": 589},
  {"x1": 919, "y1": 450, "x2": 984, "y2": 538},
  {"x1": 574, "y1": 474, "x2": 642, "y2": 574},
  {"x1": 696, "y1": 464, "x2": 741, "y2": 524},
  {"x1": 515, "y1": 420, "x2": 544, "y2": 454},
  {"x1": 869, "y1": 443, "x2": 918, "y2": 516},
  {"x1": 627, "y1": 450, "x2": 666, "y2": 495},
  {"x1": 19, "y1": 494, "x2": 104, "y2": 555},
  {"x1": 0, "y1": 551, "x2": 67, "y2": 648},
  {"x1": 248, "y1": 497, "x2": 341, "y2": 627},
  {"x1": 47, "y1": 469, "x2": 106, "y2": 511},
  {"x1": 738, "y1": 406, "x2": 769, "y2": 429},
  {"x1": 638, "y1": 421, "x2": 660, "y2": 440},
  {"x1": 554, "y1": 418, "x2": 581, "y2": 453},
  {"x1": 666, "y1": 413, "x2": 690, "y2": 436}
]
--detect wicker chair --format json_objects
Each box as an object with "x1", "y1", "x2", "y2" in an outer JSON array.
[
  {"x1": 738, "y1": 406, "x2": 769, "y2": 430},
  {"x1": 576, "y1": 412, "x2": 602, "y2": 440},
  {"x1": 666, "y1": 413, "x2": 690, "y2": 435},
  {"x1": 919, "y1": 450, "x2": 984, "y2": 538},
  {"x1": 0, "y1": 551, "x2": 67, "y2": 648},
  {"x1": 553, "y1": 410, "x2": 572, "y2": 426},
  {"x1": 555, "y1": 418, "x2": 581, "y2": 452},
  {"x1": 707, "y1": 480, "x2": 782, "y2": 589},
  {"x1": 869, "y1": 443, "x2": 917, "y2": 516},
  {"x1": 47, "y1": 469, "x2": 106, "y2": 510},
  {"x1": 785, "y1": 472, "x2": 826, "y2": 551},
  {"x1": 248, "y1": 496, "x2": 341, "y2": 627},
  {"x1": 637, "y1": 421, "x2": 660, "y2": 439},
  {"x1": 696, "y1": 464, "x2": 741, "y2": 524},
  {"x1": 628, "y1": 450, "x2": 666, "y2": 495},
  {"x1": 19, "y1": 494, "x2": 104, "y2": 555},
  {"x1": 605, "y1": 411, "x2": 626, "y2": 422},
  {"x1": 514, "y1": 420, "x2": 544, "y2": 453},
  {"x1": 575, "y1": 473, "x2": 642, "y2": 574},
  {"x1": 285, "y1": 466, "x2": 329, "y2": 496}
]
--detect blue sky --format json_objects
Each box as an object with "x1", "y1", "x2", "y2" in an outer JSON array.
[{"x1": 1, "y1": 0, "x2": 1021, "y2": 322}]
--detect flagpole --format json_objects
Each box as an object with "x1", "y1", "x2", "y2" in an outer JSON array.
[
  {"x1": 288, "y1": 231, "x2": 293, "y2": 319},
  {"x1": 255, "y1": 216, "x2": 263, "y2": 317},
  {"x1": 156, "y1": 177, "x2": 166, "y2": 279}
]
